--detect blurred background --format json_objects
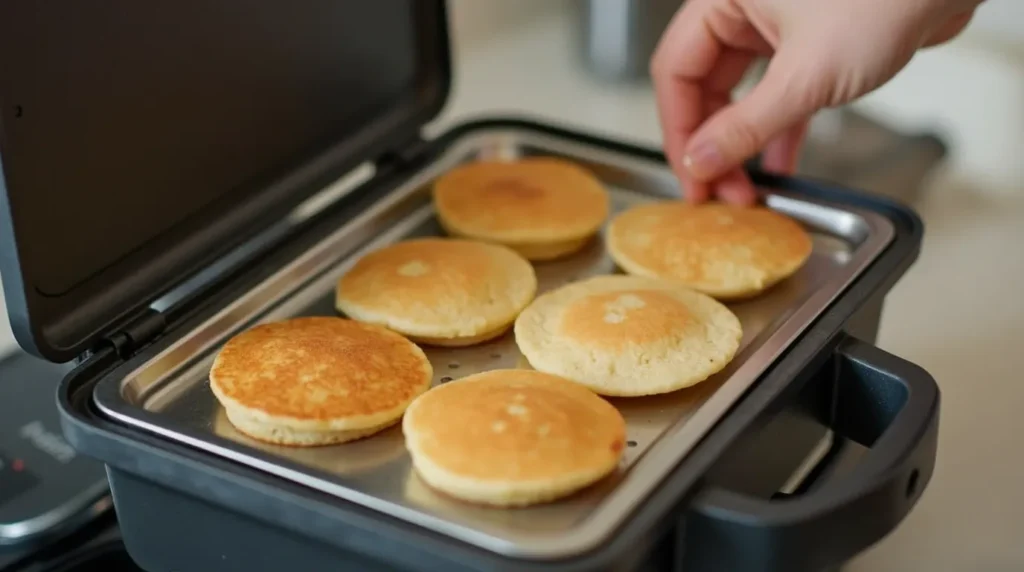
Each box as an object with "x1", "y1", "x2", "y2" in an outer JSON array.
[{"x1": 437, "y1": 1, "x2": 1023, "y2": 570}]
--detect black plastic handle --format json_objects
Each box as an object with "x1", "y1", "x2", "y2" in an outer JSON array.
[{"x1": 684, "y1": 335, "x2": 940, "y2": 572}]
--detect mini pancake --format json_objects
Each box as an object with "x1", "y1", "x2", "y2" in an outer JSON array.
[
  {"x1": 606, "y1": 201, "x2": 813, "y2": 299},
  {"x1": 336, "y1": 238, "x2": 537, "y2": 347},
  {"x1": 403, "y1": 369, "x2": 626, "y2": 508},
  {"x1": 212, "y1": 408, "x2": 407, "y2": 474},
  {"x1": 514, "y1": 275, "x2": 743, "y2": 397},
  {"x1": 209, "y1": 317, "x2": 432, "y2": 447},
  {"x1": 432, "y1": 158, "x2": 611, "y2": 261}
]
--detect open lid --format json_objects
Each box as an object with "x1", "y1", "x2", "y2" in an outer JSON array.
[{"x1": 0, "y1": 1, "x2": 451, "y2": 362}]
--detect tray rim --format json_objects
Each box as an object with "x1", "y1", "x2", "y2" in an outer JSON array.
[{"x1": 87, "y1": 123, "x2": 896, "y2": 560}]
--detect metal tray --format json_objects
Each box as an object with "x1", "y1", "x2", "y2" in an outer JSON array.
[{"x1": 91, "y1": 127, "x2": 894, "y2": 560}]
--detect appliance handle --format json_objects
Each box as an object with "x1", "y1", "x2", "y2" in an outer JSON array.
[{"x1": 685, "y1": 334, "x2": 940, "y2": 572}]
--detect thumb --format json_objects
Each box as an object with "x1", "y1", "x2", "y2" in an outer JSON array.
[{"x1": 683, "y1": 50, "x2": 823, "y2": 182}]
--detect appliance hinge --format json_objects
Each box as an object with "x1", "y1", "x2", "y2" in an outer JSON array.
[
  {"x1": 375, "y1": 133, "x2": 429, "y2": 172},
  {"x1": 100, "y1": 308, "x2": 167, "y2": 359}
]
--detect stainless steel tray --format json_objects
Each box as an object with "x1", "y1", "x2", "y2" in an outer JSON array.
[{"x1": 92, "y1": 127, "x2": 894, "y2": 560}]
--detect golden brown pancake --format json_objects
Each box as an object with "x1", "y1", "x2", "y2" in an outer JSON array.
[
  {"x1": 212, "y1": 408, "x2": 407, "y2": 474},
  {"x1": 606, "y1": 201, "x2": 813, "y2": 299},
  {"x1": 514, "y1": 275, "x2": 743, "y2": 396},
  {"x1": 403, "y1": 369, "x2": 626, "y2": 507},
  {"x1": 209, "y1": 317, "x2": 432, "y2": 446},
  {"x1": 432, "y1": 158, "x2": 610, "y2": 261},
  {"x1": 335, "y1": 238, "x2": 537, "y2": 347}
]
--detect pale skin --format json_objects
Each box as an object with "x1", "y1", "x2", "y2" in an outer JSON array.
[{"x1": 651, "y1": 0, "x2": 987, "y2": 204}]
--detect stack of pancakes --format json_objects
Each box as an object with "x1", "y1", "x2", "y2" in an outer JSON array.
[{"x1": 208, "y1": 156, "x2": 813, "y2": 508}]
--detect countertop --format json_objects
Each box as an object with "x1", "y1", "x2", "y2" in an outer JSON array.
[{"x1": 436, "y1": 4, "x2": 1024, "y2": 571}]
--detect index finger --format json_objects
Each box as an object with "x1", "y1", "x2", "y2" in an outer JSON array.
[{"x1": 650, "y1": 0, "x2": 722, "y2": 201}]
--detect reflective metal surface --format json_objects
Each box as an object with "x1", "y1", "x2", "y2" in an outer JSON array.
[{"x1": 92, "y1": 127, "x2": 894, "y2": 559}]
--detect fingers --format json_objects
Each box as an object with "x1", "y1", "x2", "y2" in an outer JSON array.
[
  {"x1": 761, "y1": 119, "x2": 810, "y2": 175},
  {"x1": 652, "y1": 0, "x2": 969, "y2": 205},
  {"x1": 705, "y1": 79, "x2": 758, "y2": 204},
  {"x1": 715, "y1": 169, "x2": 759, "y2": 205},
  {"x1": 652, "y1": 0, "x2": 764, "y2": 203},
  {"x1": 651, "y1": 1, "x2": 722, "y2": 201},
  {"x1": 652, "y1": 73, "x2": 707, "y2": 201},
  {"x1": 923, "y1": 10, "x2": 975, "y2": 47},
  {"x1": 682, "y1": 48, "x2": 821, "y2": 182}
]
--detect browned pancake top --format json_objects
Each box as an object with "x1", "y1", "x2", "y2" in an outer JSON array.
[
  {"x1": 210, "y1": 317, "x2": 431, "y2": 422},
  {"x1": 608, "y1": 201, "x2": 812, "y2": 296},
  {"x1": 433, "y1": 158, "x2": 610, "y2": 242}
]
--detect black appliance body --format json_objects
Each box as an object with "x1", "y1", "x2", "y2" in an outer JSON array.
[{"x1": 0, "y1": 352, "x2": 140, "y2": 572}]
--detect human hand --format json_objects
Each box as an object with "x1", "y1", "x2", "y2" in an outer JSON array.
[{"x1": 651, "y1": 0, "x2": 983, "y2": 204}]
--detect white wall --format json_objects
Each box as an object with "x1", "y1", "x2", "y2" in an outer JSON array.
[
  {"x1": 970, "y1": 0, "x2": 1024, "y2": 48},
  {"x1": 852, "y1": 4, "x2": 1024, "y2": 194}
]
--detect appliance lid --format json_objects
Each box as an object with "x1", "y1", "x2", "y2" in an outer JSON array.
[{"x1": 0, "y1": 0, "x2": 451, "y2": 363}]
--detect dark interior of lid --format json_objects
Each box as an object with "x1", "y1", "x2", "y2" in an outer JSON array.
[{"x1": 0, "y1": 0, "x2": 450, "y2": 361}]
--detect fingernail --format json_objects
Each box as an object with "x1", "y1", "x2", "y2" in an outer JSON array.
[{"x1": 683, "y1": 141, "x2": 723, "y2": 179}]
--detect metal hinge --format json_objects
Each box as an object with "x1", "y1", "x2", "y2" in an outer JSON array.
[{"x1": 101, "y1": 308, "x2": 167, "y2": 359}]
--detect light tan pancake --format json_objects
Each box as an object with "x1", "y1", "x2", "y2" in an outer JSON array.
[
  {"x1": 606, "y1": 201, "x2": 813, "y2": 299},
  {"x1": 335, "y1": 238, "x2": 537, "y2": 346},
  {"x1": 218, "y1": 408, "x2": 400, "y2": 447},
  {"x1": 514, "y1": 275, "x2": 743, "y2": 396},
  {"x1": 213, "y1": 409, "x2": 407, "y2": 473},
  {"x1": 432, "y1": 158, "x2": 610, "y2": 261},
  {"x1": 403, "y1": 369, "x2": 626, "y2": 507},
  {"x1": 209, "y1": 317, "x2": 432, "y2": 446}
]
